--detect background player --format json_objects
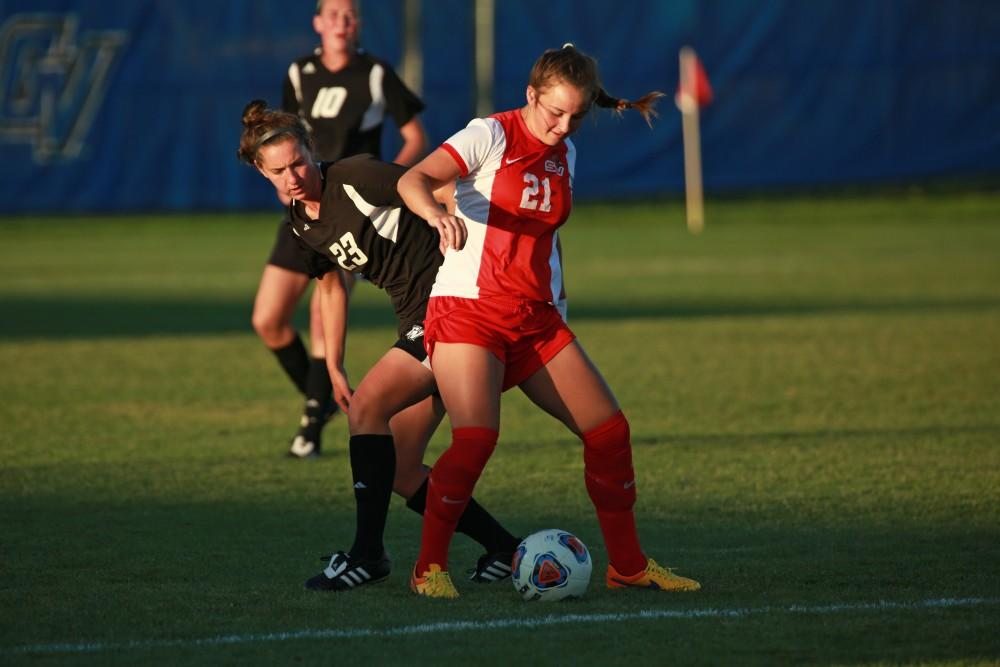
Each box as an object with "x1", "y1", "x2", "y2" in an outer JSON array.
[{"x1": 252, "y1": 0, "x2": 428, "y2": 458}]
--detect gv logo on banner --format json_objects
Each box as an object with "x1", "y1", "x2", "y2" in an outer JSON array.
[{"x1": 0, "y1": 14, "x2": 126, "y2": 163}]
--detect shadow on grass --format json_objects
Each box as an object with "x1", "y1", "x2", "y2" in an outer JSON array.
[
  {"x1": 2, "y1": 294, "x2": 999, "y2": 340},
  {"x1": 0, "y1": 296, "x2": 397, "y2": 340},
  {"x1": 2, "y1": 492, "x2": 998, "y2": 663}
]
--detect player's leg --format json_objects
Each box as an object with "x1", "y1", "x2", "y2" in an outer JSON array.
[
  {"x1": 388, "y1": 395, "x2": 440, "y2": 499},
  {"x1": 347, "y1": 347, "x2": 438, "y2": 563},
  {"x1": 252, "y1": 263, "x2": 310, "y2": 384},
  {"x1": 255, "y1": 221, "x2": 343, "y2": 458},
  {"x1": 519, "y1": 341, "x2": 700, "y2": 592},
  {"x1": 412, "y1": 343, "x2": 505, "y2": 598},
  {"x1": 518, "y1": 339, "x2": 619, "y2": 435},
  {"x1": 394, "y1": 394, "x2": 520, "y2": 582},
  {"x1": 348, "y1": 344, "x2": 520, "y2": 564},
  {"x1": 282, "y1": 285, "x2": 336, "y2": 457},
  {"x1": 517, "y1": 340, "x2": 643, "y2": 572},
  {"x1": 253, "y1": 263, "x2": 334, "y2": 458},
  {"x1": 304, "y1": 348, "x2": 432, "y2": 592}
]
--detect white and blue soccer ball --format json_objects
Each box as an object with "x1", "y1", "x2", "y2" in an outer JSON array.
[{"x1": 511, "y1": 528, "x2": 592, "y2": 601}]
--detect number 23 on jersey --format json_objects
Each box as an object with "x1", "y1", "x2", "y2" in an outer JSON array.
[{"x1": 329, "y1": 231, "x2": 368, "y2": 270}]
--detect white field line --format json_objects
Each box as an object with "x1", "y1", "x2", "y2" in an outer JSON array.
[{"x1": 7, "y1": 597, "x2": 997, "y2": 656}]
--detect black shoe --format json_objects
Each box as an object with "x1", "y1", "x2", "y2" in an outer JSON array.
[
  {"x1": 305, "y1": 551, "x2": 391, "y2": 592},
  {"x1": 287, "y1": 428, "x2": 321, "y2": 458},
  {"x1": 287, "y1": 401, "x2": 340, "y2": 458},
  {"x1": 468, "y1": 550, "x2": 515, "y2": 583}
]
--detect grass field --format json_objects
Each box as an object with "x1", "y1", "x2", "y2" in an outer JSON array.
[{"x1": 1, "y1": 192, "x2": 999, "y2": 665}]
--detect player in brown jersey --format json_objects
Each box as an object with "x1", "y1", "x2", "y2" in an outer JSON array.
[{"x1": 238, "y1": 100, "x2": 518, "y2": 591}]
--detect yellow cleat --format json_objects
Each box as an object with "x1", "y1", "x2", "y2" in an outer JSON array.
[
  {"x1": 606, "y1": 558, "x2": 701, "y2": 592},
  {"x1": 411, "y1": 563, "x2": 459, "y2": 599}
]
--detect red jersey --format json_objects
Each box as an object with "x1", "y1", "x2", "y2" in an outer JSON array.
[{"x1": 432, "y1": 108, "x2": 575, "y2": 307}]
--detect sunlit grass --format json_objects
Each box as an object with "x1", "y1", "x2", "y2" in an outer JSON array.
[{"x1": 1, "y1": 193, "x2": 999, "y2": 665}]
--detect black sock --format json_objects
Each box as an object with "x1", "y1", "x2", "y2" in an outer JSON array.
[
  {"x1": 303, "y1": 358, "x2": 333, "y2": 433},
  {"x1": 348, "y1": 434, "x2": 396, "y2": 560},
  {"x1": 404, "y1": 477, "x2": 429, "y2": 514},
  {"x1": 271, "y1": 334, "x2": 309, "y2": 395},
  {"x1": 406, "y1": 476, "x2": 519, "y2": 554}
]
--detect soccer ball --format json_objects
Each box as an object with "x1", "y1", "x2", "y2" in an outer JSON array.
[{"x1": 511, "y1": 528, "x2": 592, "y2": 601}]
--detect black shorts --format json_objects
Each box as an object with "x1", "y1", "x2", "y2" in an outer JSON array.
[
  {"x1": 266, "y1": 218, "x2": 313, "y2": 274},
  {"x1": 393, "y1": 322, "x2": 430, "y2": 368}
]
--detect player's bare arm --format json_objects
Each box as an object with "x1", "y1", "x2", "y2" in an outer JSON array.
[
  {"x1": 399, "y1": 148, "x2": 467, "y2": 253},
  {"x1": 315, "y1": 269, "x2": 353, "y2": 412}
]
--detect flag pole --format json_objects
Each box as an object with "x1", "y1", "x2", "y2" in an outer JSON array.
[{"x1": 678, "y1": 46, "x2": 704, "y2": 234}]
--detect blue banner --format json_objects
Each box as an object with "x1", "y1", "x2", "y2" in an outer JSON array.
[{"x1": 0, "y1": 0, "x2": 997, "y2": 212}]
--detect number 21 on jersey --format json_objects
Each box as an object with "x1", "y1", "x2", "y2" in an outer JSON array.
[
  {"x1": 520, "y1": 173, "x2": 552, "y2": 213},
  {"x1": 329, "y1": 232, "x2": 368, "y2": 270}
]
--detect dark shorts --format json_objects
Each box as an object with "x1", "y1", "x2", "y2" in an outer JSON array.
[
  {"x1": 266, "y1": 218, "x2": 313, "y2": 274},
  {"x1": 393, "y1": 322, "x2": 431, "y2": 369}
]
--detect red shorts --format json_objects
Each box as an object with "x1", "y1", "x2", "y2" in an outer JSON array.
[{"x1": 424, "y1": 295, "x2": 576, "y2": 391}]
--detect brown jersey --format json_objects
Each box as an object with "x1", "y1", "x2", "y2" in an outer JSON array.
[{"x1": 286, "y1": 154, "x2": 442, "y2": 336}]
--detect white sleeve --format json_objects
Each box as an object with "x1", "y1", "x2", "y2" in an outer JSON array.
[
  {"x1": 564, "y1": 138, "x2": 577, "y2": 191},
  {"x1": 443, "y1": 117, "x2": 506, "y2": 177}
]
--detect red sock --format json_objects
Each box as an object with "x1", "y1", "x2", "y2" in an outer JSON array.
[
  {"x1": 416, "y1": 427, "x2": 498, "y2": 574},
  {"x1": 583, "y1": 411, "x2": 646, "y2": 575}
]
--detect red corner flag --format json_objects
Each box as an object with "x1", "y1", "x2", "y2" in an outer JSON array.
[
  {"x1": 675, "y1": 48, "x2": 713, "y2": 112},
  {"x1": 676, "y1": 47, "x2": 711, "y2": 234}
]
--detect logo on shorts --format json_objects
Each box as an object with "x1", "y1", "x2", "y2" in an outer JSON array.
[{"x1": 404, "y1": 325, "x2": 424, "y2": 341}]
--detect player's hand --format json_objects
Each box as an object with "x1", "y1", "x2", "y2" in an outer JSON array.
[
  {"x1": 328, "y1": 365, "x2": 353, "y2": 414},
  {"x1": 427, "y1": 214, "x2": 468, "y2": 254}
]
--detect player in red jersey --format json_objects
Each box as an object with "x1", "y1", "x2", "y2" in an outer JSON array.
[{"x1": 398, "y1": 44, "x2": 701, "y2": 598}]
